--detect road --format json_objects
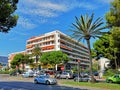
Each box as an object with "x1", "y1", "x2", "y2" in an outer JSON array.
[
  {"x1": 0, "y1": 81, "x2": 85, "y2": 90},
  {"x1": 0, "y1": 74, "x2": 103, "y2": 90},
  {"x1": 0, "y1": 74, "x2": 84, "y2": 90}
]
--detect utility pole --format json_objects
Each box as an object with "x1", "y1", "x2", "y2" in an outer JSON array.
[{"x1": 77, "y1": 59, "x2": 80, "y2": 82}]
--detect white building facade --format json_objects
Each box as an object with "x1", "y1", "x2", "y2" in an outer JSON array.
[
  {"x1": 26, "y1": 30, "x2": 90, "y2": 70},
  {"x1": 98, "y1": 57, "x2": 110, "y2": 78}
]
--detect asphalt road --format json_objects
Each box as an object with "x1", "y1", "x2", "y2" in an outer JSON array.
[
  {"x1": 0, "y1": 74, "x2": 103, "y2": 90},
  {"x1": 0, "y1": 74, "x2": 84, "y2": 90},
  {"x1": 0, "y1": 81, "x2": 85, "y2": 90}
]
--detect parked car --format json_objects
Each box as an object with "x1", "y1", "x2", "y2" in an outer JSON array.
[
  {"x1": 45, "y1": 70, "x2": 54, "y2": 75},
  {"x1": 56, "y1": 72, "x2": 73, "y2": 79},
  {"x1": 34, "y1": 75, "x2": 57, "y2": 85},
  {"x1": 73, "y1": 72, "x2": 89, "y2": 79},
  {"x1": 106, "y1": 74, "x2": 120, "y2": 83},
  {"x1": 10, "y1": 71, "x2": 17, "y2": 76},
  {"x1": 74, "y1": 75, "x2": 92, "y2": 82},
  {"x1": 22, "y1": 71, "x2": 34, "y2": 77}
]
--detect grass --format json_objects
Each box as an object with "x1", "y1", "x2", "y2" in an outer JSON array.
[{"x1": 60, "y1": 81, "x2": 120, "y2": 90}]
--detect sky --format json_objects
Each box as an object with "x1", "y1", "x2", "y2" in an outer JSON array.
[{"x1": 0, "y1": 0, "x2": 113, "y2": 56}]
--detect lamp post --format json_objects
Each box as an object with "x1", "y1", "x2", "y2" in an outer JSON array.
[{"x1": 77, "y1": 59, "x2": 80, "y2": 82}]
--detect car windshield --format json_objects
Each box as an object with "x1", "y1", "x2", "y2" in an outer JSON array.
[
  {"x1": 39, "y1": 75, "x2": 50, "y2": 78},
  {"x1": 44, "y1": 75, "x2": 50, "y2": 78}
]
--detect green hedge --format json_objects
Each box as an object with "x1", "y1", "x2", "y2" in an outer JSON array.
[{"x1": 0, "y1": 70, "x2": 10, "y2": 74}]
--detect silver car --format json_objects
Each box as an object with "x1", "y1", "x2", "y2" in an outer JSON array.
[
  {"x1": 34, "y1": 75, "x2": 57, "y2": 85},
  {"x1": 58, "y1": 72, "x2": 73, "y2": 79},
  {"x1": 74, "y1": 76, "x2": 91, "y2": 82},
  {"x1": 22, "y1": 72, "x2": 34, "y2": 77}
]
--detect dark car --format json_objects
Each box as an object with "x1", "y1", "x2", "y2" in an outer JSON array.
[{"x1": 74, "y1": 75, "x2": 92, "y2": 82}]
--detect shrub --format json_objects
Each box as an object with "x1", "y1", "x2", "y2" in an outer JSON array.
[
  {"x1": 0, "y1": 70, "x2": 10, "y2": 74},
  {"x1": 104, "y1": 69, "x2": 119, "y2": 77}
]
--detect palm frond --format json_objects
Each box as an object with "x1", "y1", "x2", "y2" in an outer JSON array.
[
  {"x1": 70, "y1": 13, "x2": 105, "y2": 41},
  {"x1": 87, "y1": 13, "x2": 94, "y2": 32}
]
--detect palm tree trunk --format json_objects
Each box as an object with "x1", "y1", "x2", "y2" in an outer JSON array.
[
  {"x1": 86, "y1": 39, "x2": 96, "y2": 83},
  {"x1": 22, "y1": 63, "x2": 25, "y2": 72},
  {"x1": 36, "y1": 55, "x2": 38, "y2": 70}
]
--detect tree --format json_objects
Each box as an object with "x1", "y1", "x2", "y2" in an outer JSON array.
[
  {"x1": 0, "y1": 0, "x2": 19, "y2": 33},
  {"x1": 0, "y1": 62, "x2": 2, "y2": 66},
  {"x1": 93, "y1": 34, "x2": 112, "y2": 58},
  {"x1": 70, "y1": 13, "x2": 106, "y2": 82},
  {"x1": 105, "y1": 0, "x2": 120, "y2": 68},
  {"x1": 0, "y1": 63, "x2": 2, "y2": 69},
  {"x1": 105, "y1": 0, "x2": 120, "y2": 27},
  {"x1": 40, "y1": 51, "x2": 69, "y2": 71},
  {"x1": 32, "y1": 47, "x2": 42, "y2": 69},
  {"x1": 20, "y1": 54, "x2": 33, "y2": 71},
  {"x1": 10, "y1": 54, "x2": 33, "y2": 71},
  {"x1": 93, "y1": 33, "x2": 120, "y2": 69},
  {"x1": 10, "y1": 54, "x2": 21, "y2": 70},
  {"x1": 110, "y1": 27, "x2": 120, "y2": 68}
]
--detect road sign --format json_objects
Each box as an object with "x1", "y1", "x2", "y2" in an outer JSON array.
[
  {"x1": 77, "y1": 59, "x2": 80, "y2": 63},
  {"x1": 61, "y1": 66, "x2": 64, "y2": 71}
]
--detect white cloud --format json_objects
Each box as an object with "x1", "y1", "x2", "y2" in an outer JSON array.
[
  {"x1": 19, "y1": 0, "x2": 96, "y2": 17},
  {"x1": 17, "y1": 0, "x2": 97, "y2": 29},
  {"x1": 18, "y1": 17, "x2": 36, "y2": 29}
]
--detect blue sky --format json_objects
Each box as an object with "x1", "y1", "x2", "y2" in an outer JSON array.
[{"x1": 0, "y1": 0, "x2": 113, "y2": 56}]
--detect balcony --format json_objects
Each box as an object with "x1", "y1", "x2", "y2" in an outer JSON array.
[{"x1": 60, "y1": 38, "x2": 88, "y2": 52}]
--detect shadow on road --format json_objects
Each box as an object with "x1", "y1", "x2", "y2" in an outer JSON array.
[{"x1": 0, "y1": 81, "x2": 89, "y2": 90}]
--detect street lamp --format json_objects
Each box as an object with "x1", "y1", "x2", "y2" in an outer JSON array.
[{"x1": 77, "y1": 59, "x2": 80, "y2": 82}]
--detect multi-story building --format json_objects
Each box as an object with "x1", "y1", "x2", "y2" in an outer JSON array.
[
  {"x1": 26, "y1": 30, "x2": 90, "y2": 70},
  {"x1": 8, "y1": 51, "x2": 26, "y2": 68}
]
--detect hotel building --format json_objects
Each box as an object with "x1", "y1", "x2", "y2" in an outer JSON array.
[
  {"x1": 8, "y1": 51, "x2": 26, "y2": 68},
  {"x1": 26, "y1": 30, "x2": 90, "y2": 70}
]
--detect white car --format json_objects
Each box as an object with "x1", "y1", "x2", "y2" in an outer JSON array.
[
  {"x1": 22, "y1": 71, "x2": 34, "y2": 77},
  {"x1": 34, "y1": 75, "x2": 57, "y2": 85},
  {"x1": 57, "y1": 72, "x2": 73, "y2": 79}
]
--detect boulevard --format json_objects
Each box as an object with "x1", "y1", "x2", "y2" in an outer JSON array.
[
  {"x1": 0, "y1": 74, "x2": 84, "y2": 90},
  {"x1": 0, "y1": 74, "x2": 102, "y2": 90}
]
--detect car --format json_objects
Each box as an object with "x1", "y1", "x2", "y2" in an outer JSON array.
[
  {"x1": 22, "y1": 71, "x2": 34, "y2": 78},
  {"x1": 57, "y1": 72, "x2": 73, "y2": 79},
  {"x1": 106, "y1": 74, "x2": 120, "y2": 83},
  {"x1": 74, "y1": 75, "x2": 92, "y2": 82},
  {"x1": 45, "y1": 70, "x2": 54, "y2": 75},
  {"x1": 34, "y1": 75, "x2": 57, "y2": 85},
  {"x1": 10, "y1": 71, "x2": 17, "y2": 76}
]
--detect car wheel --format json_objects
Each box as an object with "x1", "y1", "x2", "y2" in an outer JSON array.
[
  {"x1": 34, "y1": 80, "x2": 38, "y2": 84},
  {"x1": 46, "y1": 80, "x2": 50, "y2": 85},
  {"x1": 66, "y1": 77, "x2": 69, "y2": 79},
  {"x1": 108, "y1": 80, "x2": 113, "y2": 83},
  {"x1": 87, "y1": 79, "x2": 91, "y2": 82},
  {"x1": 74, "y1": 79, "x2": 77, "y2": 82}
]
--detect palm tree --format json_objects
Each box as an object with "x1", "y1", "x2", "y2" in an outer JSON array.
[
  {"x1": 32, "y1": 47, "x2": 42, "y2": 69},
  {"x1": 70, "y1": 13, "x2": 106, "y2": 82},
  {"x1": 21, "y1": 54, "x2": 32, "y2": 72}
]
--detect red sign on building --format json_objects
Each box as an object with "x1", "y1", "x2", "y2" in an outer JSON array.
[
  {"x1": 61, "y1": 66, "x2": 64, "y2": 71},
  {"x1": 77, "y1": 59, "x2": 80, "y2": 63}
]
